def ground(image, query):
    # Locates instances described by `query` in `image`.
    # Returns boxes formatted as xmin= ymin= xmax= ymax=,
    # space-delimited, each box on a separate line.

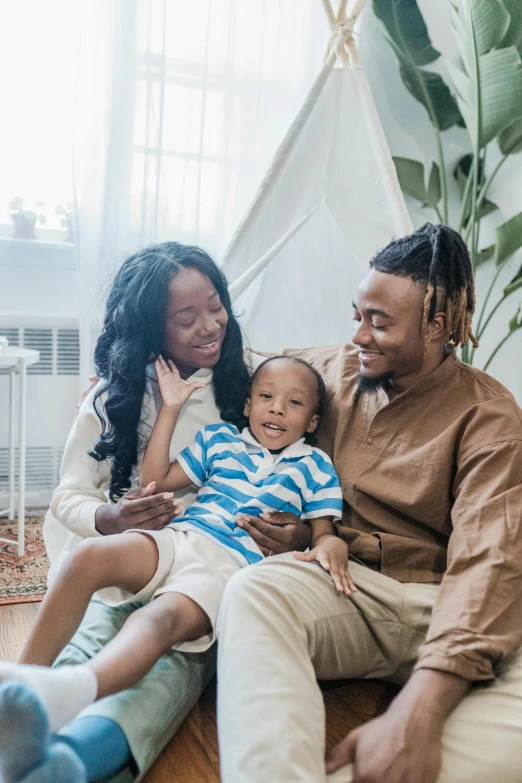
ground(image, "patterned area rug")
xmin=0 ymin=517 xmax=48 ymax=605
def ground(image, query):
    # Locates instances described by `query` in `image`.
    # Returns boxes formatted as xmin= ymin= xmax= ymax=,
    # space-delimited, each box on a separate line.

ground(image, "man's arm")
xmin=327 ymin=669 xmax=469 ymax=782
xmin=415 ymin=434 xmax=522 ymax=681
xmin=329 ymin=406 xmax=522 ymax=781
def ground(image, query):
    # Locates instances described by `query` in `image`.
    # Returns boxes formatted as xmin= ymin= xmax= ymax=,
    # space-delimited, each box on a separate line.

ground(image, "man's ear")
xmin=307 ymin=414 xmax=319 ymax=433
xmin=428 ymin=312 xmax=447 ymax=342
xmin=244 ymin=398 xmax=251 ymax=417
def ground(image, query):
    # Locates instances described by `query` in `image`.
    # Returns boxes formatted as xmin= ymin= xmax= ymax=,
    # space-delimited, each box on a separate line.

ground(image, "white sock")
xmin=0 ymin=662 xmax=98 ymax=732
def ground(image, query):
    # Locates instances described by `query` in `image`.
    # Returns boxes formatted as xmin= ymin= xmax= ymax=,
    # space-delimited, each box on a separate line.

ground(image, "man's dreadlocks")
xmin=369 ymin=223 xmax=478 ymax=349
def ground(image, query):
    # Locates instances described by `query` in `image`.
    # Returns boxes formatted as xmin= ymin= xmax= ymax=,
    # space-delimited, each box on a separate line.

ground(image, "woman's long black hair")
xmin=89 ymin=242 xmax=250 ymax=500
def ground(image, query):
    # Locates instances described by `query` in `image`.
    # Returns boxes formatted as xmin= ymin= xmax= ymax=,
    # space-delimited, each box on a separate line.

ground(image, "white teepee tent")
xmin=221 ymin=0 xmax=412 ymax=351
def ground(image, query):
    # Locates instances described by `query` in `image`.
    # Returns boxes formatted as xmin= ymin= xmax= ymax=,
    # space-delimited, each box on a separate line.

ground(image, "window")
xmin=127 ymin=0 xmax=322 ymax=257
xmin=0 ymin=2 xmax=81 ymax=242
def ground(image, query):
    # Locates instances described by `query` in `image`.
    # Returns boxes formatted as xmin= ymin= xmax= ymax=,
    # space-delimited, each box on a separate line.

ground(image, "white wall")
xmin=358 ymin=0 xmax=522 ymax=403
xmin=0 ymin=237 xmax=78 ymax=318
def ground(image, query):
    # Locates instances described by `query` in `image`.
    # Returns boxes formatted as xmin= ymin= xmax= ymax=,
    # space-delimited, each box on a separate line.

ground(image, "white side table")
xmin=0 ymin=347 xmax=40 ymax=555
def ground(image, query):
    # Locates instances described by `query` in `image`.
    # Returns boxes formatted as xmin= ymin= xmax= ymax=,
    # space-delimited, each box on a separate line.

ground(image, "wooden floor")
xmin=0 ymin=602 xmax=397 ymax=783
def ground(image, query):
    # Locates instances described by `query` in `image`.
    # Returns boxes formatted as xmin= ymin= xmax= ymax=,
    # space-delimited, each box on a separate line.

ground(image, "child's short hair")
xmin=248 ymin=355 xmax=326 ymax=446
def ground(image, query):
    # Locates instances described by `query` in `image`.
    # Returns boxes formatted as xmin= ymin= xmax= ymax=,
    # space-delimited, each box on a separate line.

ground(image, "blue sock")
xmin=58 ymin=716 xmax=133 ymax=782
xmin=0 ymin=680 xmax=49 ymax=782
xmin=0 ymin=681 xmax=85 ymax=783
xmin=20 ymin=745 xmax=86 ymax=783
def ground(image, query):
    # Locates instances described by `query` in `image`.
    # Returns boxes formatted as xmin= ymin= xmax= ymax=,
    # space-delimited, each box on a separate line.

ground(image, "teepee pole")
xmin=322 ymin=0 xmax=367 ymax=67
xmin=323 ymin=0 xmax=350 ymax=66
xmin=221 ymin=64 xmax=331 ymax=269
xmin=337 ymin=0 xmax=349 ymax=18
xmin=320 ymin=0 xmax=336 ymax=25
xmin=335 ymin=0 xmax=350 ymax=66
xmin=344 ymin=0 xmax=366 ymax=66
xmin=229 ymin=206 xmax=320 ymax=302
xmin=321 ymin=0 xmax=338 ymax=63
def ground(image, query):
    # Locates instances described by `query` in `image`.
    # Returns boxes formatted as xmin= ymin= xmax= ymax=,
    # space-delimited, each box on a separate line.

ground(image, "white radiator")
xmin=0 ymin=314 xmax=80 ymax=508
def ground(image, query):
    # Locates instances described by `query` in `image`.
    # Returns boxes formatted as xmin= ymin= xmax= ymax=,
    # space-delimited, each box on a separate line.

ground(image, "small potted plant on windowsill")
xmin=54 ymin=202 xmax=74 ymax=242
xmin=8 ymin=197 xmax=47 ymax=240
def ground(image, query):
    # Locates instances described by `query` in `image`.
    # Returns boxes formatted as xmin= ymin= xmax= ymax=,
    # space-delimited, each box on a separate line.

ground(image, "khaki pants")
xmin=216 ymin=555 xmax=522 ymax=783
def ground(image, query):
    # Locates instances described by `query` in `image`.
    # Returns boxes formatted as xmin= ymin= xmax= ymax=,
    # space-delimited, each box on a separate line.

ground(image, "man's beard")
xmin=357 ymin=371 xmax=394 ymax=394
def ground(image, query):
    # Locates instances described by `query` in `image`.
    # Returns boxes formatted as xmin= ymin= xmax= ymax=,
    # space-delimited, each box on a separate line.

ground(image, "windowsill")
xmin=0 ymin=235 xmax=74 ymax=250
xmin=0 ymin=234 xmax=77 ymax=270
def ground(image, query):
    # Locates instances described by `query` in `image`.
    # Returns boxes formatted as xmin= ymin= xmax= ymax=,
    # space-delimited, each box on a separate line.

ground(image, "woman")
xmin=0 ymin=242 xmax=311 ymax=783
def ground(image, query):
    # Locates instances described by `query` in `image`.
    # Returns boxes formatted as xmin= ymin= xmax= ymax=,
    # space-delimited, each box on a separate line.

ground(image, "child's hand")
xmin=293 ymin=537 xmax=357 ymax=595
xmin=155 ymin=356 xmax=207 ymax=409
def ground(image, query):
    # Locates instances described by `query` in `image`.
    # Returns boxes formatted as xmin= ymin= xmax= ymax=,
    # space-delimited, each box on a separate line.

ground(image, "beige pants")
xmin=216 ymin=554 xmax=522 ymax=783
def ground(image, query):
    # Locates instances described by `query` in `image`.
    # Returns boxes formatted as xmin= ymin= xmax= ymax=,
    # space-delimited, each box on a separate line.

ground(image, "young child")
xmin=0 ymin=356 xmax=354 ymax=734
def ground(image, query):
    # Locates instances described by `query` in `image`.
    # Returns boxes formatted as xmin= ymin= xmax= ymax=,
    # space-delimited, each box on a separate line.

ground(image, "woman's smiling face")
xmin=164 ymin=267 xmax=229 ymax=378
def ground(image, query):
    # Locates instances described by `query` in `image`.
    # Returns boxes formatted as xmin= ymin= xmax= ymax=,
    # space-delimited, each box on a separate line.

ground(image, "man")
xmin=216 ymin=223 xmax=522 ymax=783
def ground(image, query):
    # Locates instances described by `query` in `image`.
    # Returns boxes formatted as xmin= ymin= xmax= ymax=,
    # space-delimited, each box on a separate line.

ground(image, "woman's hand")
xmin=293 ymin=537 xmax=356 ymax=595
xmin=236 ymin=511 xmax=312 ymax=555
xmin=73 ymin=375 xmax=99 ymax=423
xmin=95 ymin=481 xmax=184 ymax=535
xmin=155 ymin=356 xmax=206 ymax=409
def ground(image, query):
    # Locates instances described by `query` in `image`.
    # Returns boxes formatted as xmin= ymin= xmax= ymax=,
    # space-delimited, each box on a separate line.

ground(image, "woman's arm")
xmin=51 ymin=381 xmax=114 ymax=538
xmin=51 ymin=381 xmax=182 ymax=539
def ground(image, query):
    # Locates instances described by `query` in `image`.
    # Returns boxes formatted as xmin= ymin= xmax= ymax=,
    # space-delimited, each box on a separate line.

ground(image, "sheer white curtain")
xmin=73 ymin=0 xmax=328 ymax=380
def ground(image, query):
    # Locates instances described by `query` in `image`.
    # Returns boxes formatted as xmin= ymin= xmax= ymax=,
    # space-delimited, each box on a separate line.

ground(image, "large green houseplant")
xmin=372 ymin=0 xmax=522 ymax=368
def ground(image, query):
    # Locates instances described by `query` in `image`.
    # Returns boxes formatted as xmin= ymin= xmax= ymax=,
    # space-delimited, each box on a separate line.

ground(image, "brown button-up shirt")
xmin=285 ymin=344 xmax=522 ymax=682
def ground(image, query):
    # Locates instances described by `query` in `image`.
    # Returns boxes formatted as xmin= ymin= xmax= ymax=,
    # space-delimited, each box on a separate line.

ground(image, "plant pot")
xmin=11 ymin=213 xmax=37 ymax=240
xmin=62 ymin=216 xmax=74 ymax=243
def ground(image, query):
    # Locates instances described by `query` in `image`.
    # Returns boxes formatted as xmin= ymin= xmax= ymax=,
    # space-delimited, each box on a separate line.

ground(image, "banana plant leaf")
xmin=453 ymin=154 xmax=498 ymax=224
xmin=504 ymin=264 xmax=522 ymax=296
xmin=393 ymin=157 xmax=441 ymax=209
xmin=476 ymin=244 xmax=495 ymax=267
xmin=393 ymin=46 xmax=462 ymax=131
xmin=427 ymin=161 xmax=441 ymax=205
xmin=498 ymin=118 xmax=522 ymax=155
xmin=471 ymin=0 xmax=510 ymax=55
xmin=372 ymin=0 xmax=439 ymax=65
xmin=507 ymin=304 xmax=522 ymax=333
xmin=372 ymin=0 xmax=462 ymax=131
xmin=448 ymin=0 xmax=522 ymax=149
xmin=494 ymin=211 xmax=522 ymax=267
xmin=501 ymin=0 xmax=522 ymax=55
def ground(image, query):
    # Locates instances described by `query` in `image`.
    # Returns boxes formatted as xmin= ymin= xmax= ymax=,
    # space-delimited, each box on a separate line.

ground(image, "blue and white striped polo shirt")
xmin=171 ymin=422 xmax=343 ymax=567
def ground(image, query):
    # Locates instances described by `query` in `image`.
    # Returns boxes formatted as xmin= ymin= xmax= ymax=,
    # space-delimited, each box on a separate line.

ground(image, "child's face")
xmin=244 ymin=359 xmax=319 ymax=450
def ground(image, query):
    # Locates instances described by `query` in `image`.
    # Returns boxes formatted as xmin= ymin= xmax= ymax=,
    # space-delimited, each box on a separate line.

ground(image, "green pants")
xmin=54 ymin=596 xmax=216 ymax=781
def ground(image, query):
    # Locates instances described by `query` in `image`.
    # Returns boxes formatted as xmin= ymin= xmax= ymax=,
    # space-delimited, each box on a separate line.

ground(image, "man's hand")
xmin=95 ymin=481 xmax=184 ymax=535
xmin=236 ymin=511 xmax=312 ymax=555
xmin=326 ymin=669 xmax=469 ymax=783
xmin=326 ymin=706 xmax=442 ymax=783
